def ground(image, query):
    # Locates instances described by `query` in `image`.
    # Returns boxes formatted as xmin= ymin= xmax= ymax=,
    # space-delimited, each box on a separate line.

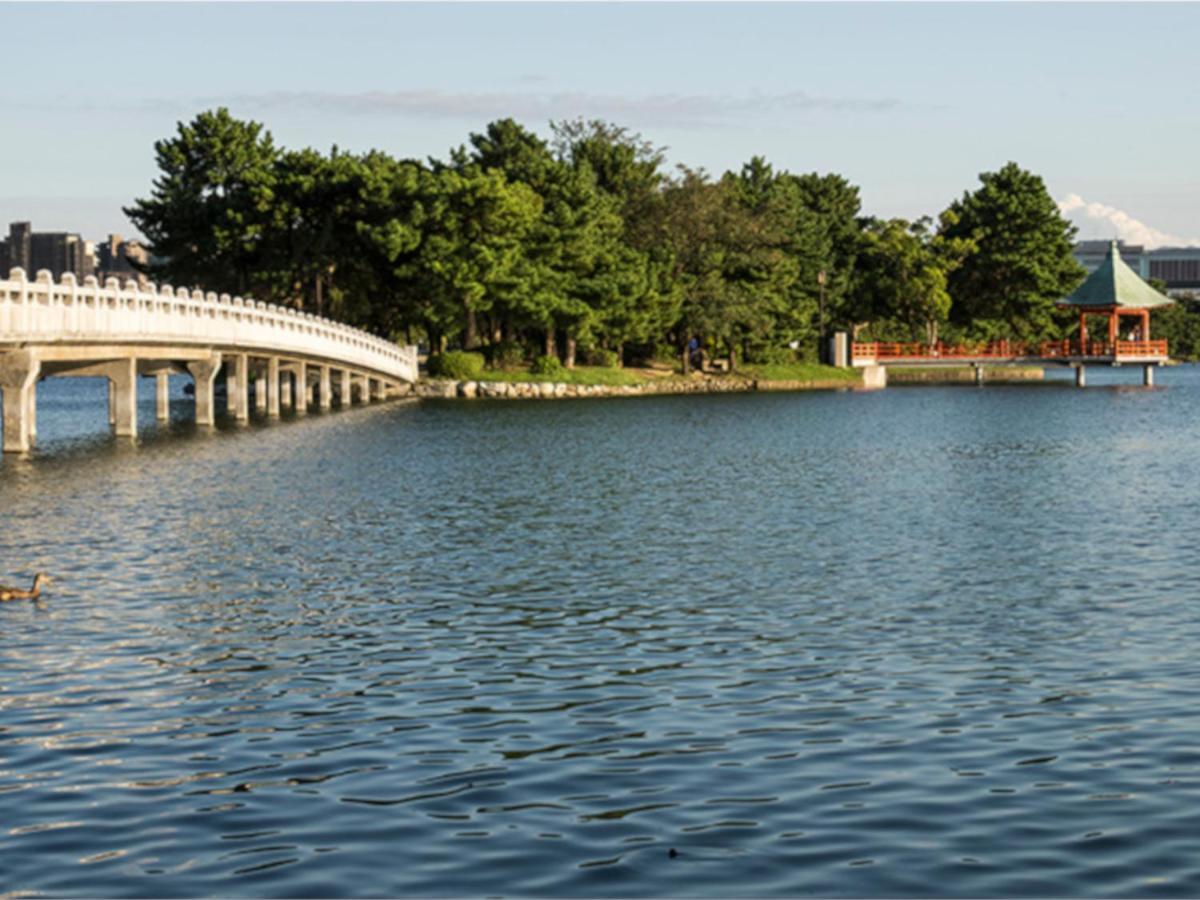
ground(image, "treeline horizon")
xmin=124 ymin=108 xmax=1200 ymax=367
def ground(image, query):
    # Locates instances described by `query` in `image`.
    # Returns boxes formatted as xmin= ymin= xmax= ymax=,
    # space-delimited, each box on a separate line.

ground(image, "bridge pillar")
xmin=372 ymin=378 xmax=386 ymax=401
xmin=225 ymin=363 xmax=238 ymax=416
xmin=340 ymin=369 xmax=352 ymax=407
xmin=294 ymin=362 xmax=308 ymax=415
xmin=860 ymin=365 xmax=887 ymax=390
xmin=26 ymin=381 xmax=36 ymax=443
xmin=0 ymin=350 xmax=40 ymax=453
xmin=186 ymin=355 xmax=222 ymax=426
xmin=319 ymin=365 xmax=332 ymax=410
xmin=233 ymin=353 xmax=250 ymax=423
xmin=358 ymin=374 xmax=371 ymax=403
xmin=156 ymin=372 xmax=170 ymax=421
xmin=1075 ymin=365 xmax=1087 ymax=388
xmin=254 ymin=366 xmax=268 ymax=414
xmin=107 ymin=358 xmax=138 ymax=437
xmin=1144 ymin=364 xmax=1155 ymax=387
xmin=267 ymin=358 xmax=280 ymax=418
xmin=280 ymin=369 xmax=292 ymax=410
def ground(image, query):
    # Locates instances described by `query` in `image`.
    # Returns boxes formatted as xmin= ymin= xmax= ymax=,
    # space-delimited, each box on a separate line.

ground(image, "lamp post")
xmin=817 ymin=270 xmax=827 ymax=363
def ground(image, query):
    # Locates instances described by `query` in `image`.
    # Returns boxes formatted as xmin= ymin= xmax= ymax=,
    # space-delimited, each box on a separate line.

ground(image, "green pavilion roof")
xmin=1060 ymin=241 xmax=1174 ymax=309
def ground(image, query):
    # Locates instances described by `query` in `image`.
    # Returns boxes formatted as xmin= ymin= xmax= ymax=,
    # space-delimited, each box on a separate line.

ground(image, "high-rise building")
xmin=6 ymin=222 xmax=32 ymax=273
xmin=1074 ymin=239 xmax=1200 ymax=296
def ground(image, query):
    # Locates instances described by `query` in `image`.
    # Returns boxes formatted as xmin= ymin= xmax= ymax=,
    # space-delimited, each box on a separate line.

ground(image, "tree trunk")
xmin=728 ymin=344 xmax=737 ymax=372
xmin=615 ymin=342 xmax=624 ymax=368
xmin=544 ymin=327 xmax=557 ymax=359
xmin=565 ymin=333 xmax=577 ymax=369
xmin=681 ymin=341 xmax=690 ymax=375
xmin=491 ymin=318 xmax=503 ymax=344
xmin=464 ymin=303 xmax=479 ymax=349
xmin=314 ymin=272 xmax=324 ymax=317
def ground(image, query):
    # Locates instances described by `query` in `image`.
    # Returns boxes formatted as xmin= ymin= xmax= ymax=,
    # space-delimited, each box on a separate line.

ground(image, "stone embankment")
xmin=413 ymin=375 xmax=860 ymax=400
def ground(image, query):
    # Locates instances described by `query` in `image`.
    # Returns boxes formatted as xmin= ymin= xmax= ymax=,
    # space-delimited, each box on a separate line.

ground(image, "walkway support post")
xmin=267 ymin=357 xmax=280 ymax=418
xmin=187 ymin=355 xmax=222 ymax=426
xmin=26 ymin=382 xmax=36 ymax=443
xmin=226 ymin=362 xmax=238 ymax=416
xmin=254 ymin=365 xmax=268 ymax=414
xmin=0 ymin=350 xmax=40 ymax=453
xmin=294 ymin=361 xmax=308 ymax=415
xmin=156 ymin=372 xmax=170 ymax=421
xmin=1144 ymin=364 xmax=1155 ymax=387
xmin=1075 ymin=365 xmax=1087 ymax=388
xmin=319 ymin=365 xmax=332 ymax=410
xmin=107 ymin=358 xmax=138 ymax=437
xmin=234 ymin=353 xmax=250 ymax=423
xmin=974 ymin=365 xmax=984 ymax=386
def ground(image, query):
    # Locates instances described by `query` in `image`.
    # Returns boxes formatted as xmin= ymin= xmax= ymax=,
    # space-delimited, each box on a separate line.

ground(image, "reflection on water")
xmin=4 ymin=370 xmax=1200 ymax=896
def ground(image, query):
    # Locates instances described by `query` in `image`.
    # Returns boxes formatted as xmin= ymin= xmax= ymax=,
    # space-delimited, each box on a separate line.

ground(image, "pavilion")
xmin=1059 ymin=239 xmax=1173 ymax=352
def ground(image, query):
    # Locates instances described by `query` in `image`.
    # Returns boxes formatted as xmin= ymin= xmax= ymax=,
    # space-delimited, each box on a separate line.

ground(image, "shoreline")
xmin=408 ymin=364 xmax=1048 ymax=400
xmin=412 ymin=374 xmax=859 ymax=400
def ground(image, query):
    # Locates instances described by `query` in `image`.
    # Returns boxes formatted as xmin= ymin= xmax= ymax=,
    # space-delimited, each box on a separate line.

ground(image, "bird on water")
xmin=0 ymin=573 xmax=51 ymax=601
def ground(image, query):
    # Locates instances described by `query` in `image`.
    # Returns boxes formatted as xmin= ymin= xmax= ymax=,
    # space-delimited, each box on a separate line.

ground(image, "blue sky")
xmin=4 ymin=2 xmax=1200 ymax=246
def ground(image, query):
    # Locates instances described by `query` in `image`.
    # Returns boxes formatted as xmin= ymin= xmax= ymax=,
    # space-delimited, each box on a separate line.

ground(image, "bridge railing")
xmin=853 ymin=340 xmax=1029 ymax=361
xmin=0 ymin=268 xmax=418 ymax=383
xmin=853 ymin=339 xmax=1169 ymax=363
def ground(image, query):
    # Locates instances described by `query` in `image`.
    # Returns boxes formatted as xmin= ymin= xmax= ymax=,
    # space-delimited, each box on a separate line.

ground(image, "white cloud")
xmin=1058 ymin=193 xmax=1200 ymax=249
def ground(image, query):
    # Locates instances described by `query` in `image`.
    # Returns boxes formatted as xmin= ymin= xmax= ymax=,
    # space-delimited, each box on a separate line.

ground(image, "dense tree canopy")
xmin=939 ymin=161 xmax=1086 ymax=341
xmin=127 ymin=111 xmax=1097 ymax=368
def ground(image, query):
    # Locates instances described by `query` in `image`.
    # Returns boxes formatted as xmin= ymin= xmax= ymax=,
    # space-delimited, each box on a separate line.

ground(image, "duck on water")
xmin=0 ymin=574 xmax=51 ymax=601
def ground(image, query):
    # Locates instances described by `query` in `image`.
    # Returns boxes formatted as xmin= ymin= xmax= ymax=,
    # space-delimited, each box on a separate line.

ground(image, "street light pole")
xmin=817 ymin=270 xmax=827 ymax=363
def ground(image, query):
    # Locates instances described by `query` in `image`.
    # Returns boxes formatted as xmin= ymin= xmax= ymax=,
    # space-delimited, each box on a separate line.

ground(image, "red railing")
xmin=1116 ymin=340 xmax=1168 ymax=357
xmin=853 ymin=339 xmax=1169 ymax=363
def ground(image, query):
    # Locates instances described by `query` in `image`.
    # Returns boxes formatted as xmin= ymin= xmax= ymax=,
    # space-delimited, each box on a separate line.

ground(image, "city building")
xmin=0 ymin=221 xmax=96 ymax=280
xmin=1074 ymin=239 xmax=1200 ymax=297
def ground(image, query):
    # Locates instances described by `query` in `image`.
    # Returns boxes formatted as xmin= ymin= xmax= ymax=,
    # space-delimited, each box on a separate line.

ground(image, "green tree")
xmin=550 ymin=118 xmax=675 ymax=364
xmin=853 ymin=217 xmax=959 ymax=344
xmin=939 ymin=161 xmax=1086 ymax=340
xmin=125 ymin=108 xmax=279 ymax=297
xmin=785 ymin=172 xmax=863 ymax=337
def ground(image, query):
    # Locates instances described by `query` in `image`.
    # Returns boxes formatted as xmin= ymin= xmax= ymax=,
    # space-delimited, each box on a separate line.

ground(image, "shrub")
xmin=585 ymin=347 xmax=621 ymax=368
xmin=484 ymin=341 xmax=527 ymax=370
xmin=427 ymin=350 xmax=485 ymax=380
xmin=530 ymin=354 xmax=565 ymax=378
xmin=751 ymin=345 xmax=796 ymax=366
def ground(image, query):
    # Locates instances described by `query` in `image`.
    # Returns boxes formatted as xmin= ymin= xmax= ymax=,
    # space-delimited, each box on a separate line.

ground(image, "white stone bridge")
xmin=0 ymin=268 xmax=419 ymax=452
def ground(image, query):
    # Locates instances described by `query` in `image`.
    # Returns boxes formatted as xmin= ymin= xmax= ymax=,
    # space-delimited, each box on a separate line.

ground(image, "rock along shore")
xmin=412 ymin=375 xmax=860 ymax=400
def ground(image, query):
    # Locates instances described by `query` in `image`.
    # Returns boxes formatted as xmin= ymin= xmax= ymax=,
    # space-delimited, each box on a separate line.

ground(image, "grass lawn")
xmin=472 ymin=366 xmax=646 ymax=387
xmin=455 ymin=361 xmax=861 ymax=388
xmin=734 ymin=362 xmax=863 ymax=383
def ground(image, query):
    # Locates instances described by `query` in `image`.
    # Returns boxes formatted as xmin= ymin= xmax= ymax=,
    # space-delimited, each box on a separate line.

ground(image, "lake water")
xmin=4 ymin=368 xmax=1200 ymax=897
